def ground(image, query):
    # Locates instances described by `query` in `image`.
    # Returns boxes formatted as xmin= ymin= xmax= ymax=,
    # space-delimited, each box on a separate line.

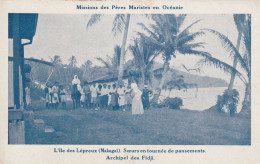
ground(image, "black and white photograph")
xmin=8 ymin=13 xmax=251 ymax=145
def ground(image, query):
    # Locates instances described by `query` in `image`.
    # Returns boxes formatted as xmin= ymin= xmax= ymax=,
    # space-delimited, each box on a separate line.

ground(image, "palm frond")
xmin=178 ymin=19 xmax=202 ymax=39
xmin=112 ymin=14 xmax=126 ymax=36
xmin=177 ymin=42 xmax=206 ymax=52
xmin=197 ymin=54 xmax=247 ymax=84
xmin=87 ymin=14 xmax=102 ymax=28
xmin=177 ymin=31 xmax=205 ymax=46
xmin=137 ymin=22 xmax=160 ymax=41
xmin=95 ymin=57 xmax=111 ymax=70
xmin=203 ymin=28 xmax=249 ymax=74
xmin=176 ymin=14 xmax=187 ymax=28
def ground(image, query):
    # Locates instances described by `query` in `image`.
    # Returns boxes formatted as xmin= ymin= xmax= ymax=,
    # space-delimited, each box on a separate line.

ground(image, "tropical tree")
xmin=137 ymin=14 xmax=206 ymax=89
xmin=201 ymin=14 xmax=251 ymax=112
xmin=95 ymin=45 xmax=121 ymax=77
xmin=69 ymin=55 xmax=77 ymax=67
xmin=81 ymin=60 xmax=94 ymax=82
xmin=50 ymin=55 xmax=62 ymax=65
xmin=129 ymin=37 xmax=160 ymax=88
xmin=87 ymin=14 xmax=131 ymax=85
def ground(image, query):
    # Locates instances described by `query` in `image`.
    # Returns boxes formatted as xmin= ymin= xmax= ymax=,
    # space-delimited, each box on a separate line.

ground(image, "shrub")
xmin=162 ymin=97 xmax=183 ymax=110
xmin=216 ymin=89 xmax=239 ymax=116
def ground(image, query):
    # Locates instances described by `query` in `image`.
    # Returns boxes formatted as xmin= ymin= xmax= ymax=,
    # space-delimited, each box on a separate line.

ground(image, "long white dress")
xmin=117 ymin=88 xmax=126 ymax=106
xmin=25 ymin=87 xmax=31 ymax=106
xmin=131 ymin=84 xmax=144 ymax=115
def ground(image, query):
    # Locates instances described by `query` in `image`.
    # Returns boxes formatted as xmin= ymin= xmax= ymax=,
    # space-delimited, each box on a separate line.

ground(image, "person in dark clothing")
xmin=142 ymin=85 xmax=152 ymax=110
xmin=83 ymin=81 xmax=91 ymax=109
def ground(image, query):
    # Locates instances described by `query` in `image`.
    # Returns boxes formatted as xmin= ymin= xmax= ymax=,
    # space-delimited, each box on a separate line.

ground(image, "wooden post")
xmin=20 ymin=45 xmax=26 ymax=106
xmin=13 ymin=14 xmax=21 ymax=109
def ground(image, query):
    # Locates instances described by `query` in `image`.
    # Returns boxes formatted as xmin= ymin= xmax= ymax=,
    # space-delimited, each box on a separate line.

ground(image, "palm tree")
xmin=95 ymin=45 xmax=121 ymax=77
xmin=228 ymin=15 xmax=243 ymax=91
xmin=81 ymin=60 xmax=93 ymax=82
xmin=69 ymin=55 xmax=77 ymax=67
xmin=137 ymin=14 xmax=206 ymax=89
xmin=51 ymin=55 xmax=62 ymax=65
xmin=201 ymin=14 xmax=251 ymax=111
xmin=129 ymin=37 xmax=160 ymax=88
xmin=87 ymin=14 xmax=131 ymax=85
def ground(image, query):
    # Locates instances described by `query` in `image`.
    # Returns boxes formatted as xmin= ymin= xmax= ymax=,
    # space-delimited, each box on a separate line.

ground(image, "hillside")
xmin=175 ymin=69 xmax=228 ymax=88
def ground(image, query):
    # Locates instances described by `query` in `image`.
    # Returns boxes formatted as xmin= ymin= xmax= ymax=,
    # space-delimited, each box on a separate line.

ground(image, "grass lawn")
xmin=27 ymin=101 xmax=250 ymax=145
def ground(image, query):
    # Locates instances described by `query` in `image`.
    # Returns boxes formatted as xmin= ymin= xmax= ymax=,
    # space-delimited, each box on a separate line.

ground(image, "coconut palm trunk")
xmin=228 ymin=30 xmax=242 ymax=90
xmin=140 ymin=65 xmax=145 ymax=88
xmin=117 ymin=14 xmax=131 ymax=84
xmin=159 ymin=61 xmax=170 ymax=89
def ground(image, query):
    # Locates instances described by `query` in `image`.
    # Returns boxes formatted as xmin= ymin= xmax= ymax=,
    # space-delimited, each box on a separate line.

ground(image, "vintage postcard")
xmin=0 ymin=0 xmax=260 ymax=163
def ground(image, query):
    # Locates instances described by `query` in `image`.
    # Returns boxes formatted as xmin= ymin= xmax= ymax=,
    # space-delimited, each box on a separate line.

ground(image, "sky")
xmin=9 ymin=14 xmax=247 ymax=86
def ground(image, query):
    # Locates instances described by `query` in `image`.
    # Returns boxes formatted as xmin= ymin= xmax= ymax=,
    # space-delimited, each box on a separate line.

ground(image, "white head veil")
xmin=72 ymin=75 xmax=81 ymax=85
xmin=131 ymin=83 xmax=142 ymax=99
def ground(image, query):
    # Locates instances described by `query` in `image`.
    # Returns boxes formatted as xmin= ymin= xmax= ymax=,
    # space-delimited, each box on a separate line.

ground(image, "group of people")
xmin=74 ymin=75 xmax=153 ymax=114
xmin=44 ymin=75 xmax=153 ymax=115
xmin=44 ymin=81 xmax=67 ymax=109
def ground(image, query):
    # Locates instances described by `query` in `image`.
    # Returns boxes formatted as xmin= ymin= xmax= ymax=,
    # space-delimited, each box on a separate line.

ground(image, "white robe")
xmin=131 ymin=84 xmax=144 ymax=115
xmin=117 ymin=88 xmax=126 ymax=106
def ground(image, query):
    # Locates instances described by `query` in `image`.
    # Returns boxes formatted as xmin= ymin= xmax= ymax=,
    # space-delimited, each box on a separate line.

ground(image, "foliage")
xmin=158 ymin=97 xmax=183 ymax=110
xmin=138 ymin=14 xmax=206 ymax=63
xmin=95 ymin=45 xmax=121 ymax=77
xmin=138 ymin=14 xmax=207 ymax=89
xmin=200 ymin=14 xmax=251 ymax=112
xmin=129 ymin=37 xmax=160 ymax=86
xmin=87 ymin=14 xmax=131 ymax=85
xmin=216 ymin=89 xmax=239 ymax=116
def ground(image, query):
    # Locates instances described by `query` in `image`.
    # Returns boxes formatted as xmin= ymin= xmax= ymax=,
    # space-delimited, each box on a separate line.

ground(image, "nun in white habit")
xmin=131 ymin=83 xmax=144 ymax=115
xmin=72 ymin=75 xmax=81 ymax=85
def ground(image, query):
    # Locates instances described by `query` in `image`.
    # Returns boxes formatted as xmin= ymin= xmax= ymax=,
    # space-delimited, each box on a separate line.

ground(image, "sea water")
xmin=160 ymin=86 xmax=245 ymax=112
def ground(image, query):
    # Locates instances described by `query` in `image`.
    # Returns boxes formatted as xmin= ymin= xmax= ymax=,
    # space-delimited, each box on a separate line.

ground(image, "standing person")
xmin=48 ymin=84 xmax=53 ymax=109
xmin=83 ymin=81 xmax=91 ymax=109
xmin=110 ymin=83 xmax=118 ymax=110
xmin=44 ymin=84 xmax=50 ymax=109
xmin=125 ymin=85 xmax=132 ymax=111
xmin=58 ymin=84 xmax=61 ymax=105
xmin=131 ymin=83 xmax=144 ymax=115
xmin=78 ymin=85 xmax=85 ymax=108
xmin=52 ymin=82 xmax=59 ymax=109
xmin=117 ymin=83 xmax=126 ymax=111
xmin=101 ymin=84 xmax=109 ymax=110
xmin=25 ymin=84 xmax=31 ymax=108
xmin=71 ymin=84 xmax=81 ymax=110
xmin=90 ymin=83 xmax=98 ymax=110
xmin=60 ymin=85 xmax=67 ymax=109
xmin=97 ymin=84 xmax=102 ymax=110
xmin=107 ymin=84 xmax=112 ymax=110
xmin=72 ymin=75 xmax=81 ymax=85
xmin=142 ymin=85 xmax=153 ymax=110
